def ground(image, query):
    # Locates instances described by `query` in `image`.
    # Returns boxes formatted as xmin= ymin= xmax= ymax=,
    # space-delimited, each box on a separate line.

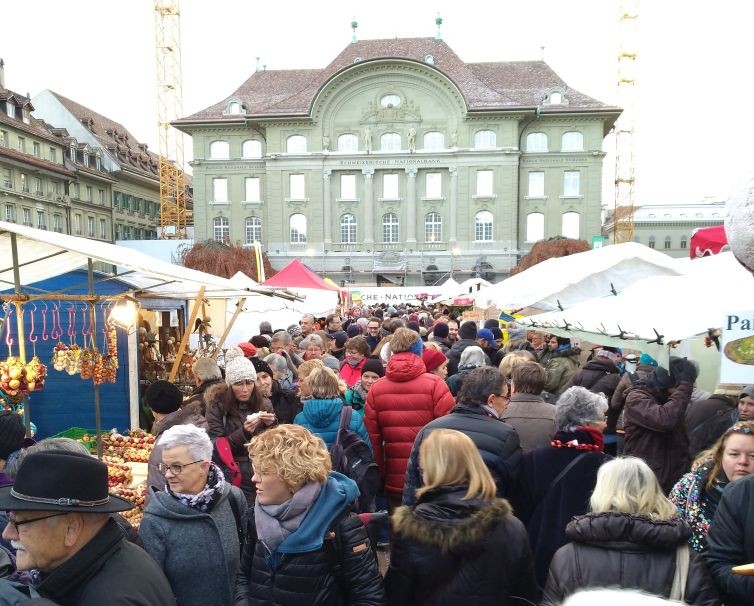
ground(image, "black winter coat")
xmin=623 ymin=380 xmax=693 ymax=493
xmin=402 ymin=404 xmax=521 ymax=506
xmin=685 ymin=394 xmax=737 ymax=458
xmin=543 ymin=512 xmax=720 ymax=606
xmin=512 ymin=436 xmax=611 ymax=586
xmin=37 ymin=518 xmax=175 ymax=606
xmin=234 ymin=511 xmax=385 ymax=606
xmin=704 ymin=473 xmax=754 ymax=606
xmin=269 ymin=381 xmax=302 ymax=424
xmin=386 ymin=486 xmax=538 ymax=606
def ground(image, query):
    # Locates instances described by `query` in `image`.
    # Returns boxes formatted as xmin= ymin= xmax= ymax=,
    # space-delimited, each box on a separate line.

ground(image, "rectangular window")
xmin=664 ymin=239 xmax=672 ymax=249
xmin=100 ymin=218 xmax=107 ymax=239
xmin=83 ymin=153 xmax=90 ymax=167
xmin=71 ymin=183 xmax=80 ymax=199
xmin=425 ymin=172 xmax=442 ymax=198
xmin=33 ymin=142 xmax=40 ymax=158
xmin=22 ymin=208 xmax=31 ymax=227
xmin=563 ymin=171 xmax=580 ymax=196
xmin=244 ymin=177 xmax=261 ymax=202
xmin=98 ymin=189 xmax=105 ymax=205
xmin=6 ymin=103 xmax=14 ymax=118
xmin=680 ymin=239 xmax=687 ymax=250
xmin=340 ymin=174 xmax=357 ymax=200
xmin=87 ymin=216 xmax=94 ymax=238
xmin=49 ymin=147 xmax=57 ymax=163
xmin=476 ymin=170 xmax=494 ymax=196
xmin=0 ymin=130 xmax=7 ymax=147
xmin=53 ymin=181 xmax=62 ymax=195
xmin=74 ymin=214 xmax=82 ymax=235
xmin=37 ymin=210 xmax=46 ymax=229
xmin=383 ymin=174 xmax=399 ymax=199
xmin=17 ymin=137 xmax=25 ymax=154
xmin=528 ymin=172 xmax=545 ymax=197
xmin=53 ymin=214 xmax=62 ymax=232
xmin=1 ymin=168 xmax=11 ymax=188
xmin=33 ymin=177 xmax=43 ymax=196
xmin=289 ymin=174 xmax=305 ymax=199
xmin=212 ymin=177 xmax=228 ymax=202
xmin=20 ymin=173 xmax=28 ymax=193
xmin=5 ymin=204 xmax=15 ymax=222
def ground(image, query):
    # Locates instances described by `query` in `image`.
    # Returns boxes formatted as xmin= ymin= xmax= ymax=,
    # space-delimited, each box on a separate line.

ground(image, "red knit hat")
xmin=237 ymin=342 xmax=256 ymax=357
xmin=422 ymin=349 xmax=447 ymax=373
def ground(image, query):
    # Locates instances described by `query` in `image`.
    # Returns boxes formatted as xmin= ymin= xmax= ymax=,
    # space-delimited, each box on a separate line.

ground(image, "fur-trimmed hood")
xmin=393 ymin=488 xmax=512 ymax=553
xmin=204 ymin=381 xmax=230 ymax=413
xmin=551 ymin=345 xmax=582 ymax=360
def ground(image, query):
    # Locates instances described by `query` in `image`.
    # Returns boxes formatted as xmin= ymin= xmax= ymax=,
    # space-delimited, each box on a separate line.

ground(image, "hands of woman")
xmin=260 ymin=412 xmax=276 ymax=426
xmin=243 ymin=412 xmax=276 ymax=434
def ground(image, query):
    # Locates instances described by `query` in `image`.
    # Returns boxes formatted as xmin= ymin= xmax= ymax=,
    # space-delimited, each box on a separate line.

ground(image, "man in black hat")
xmin=0 ymin=451 xmax=175 ymax=605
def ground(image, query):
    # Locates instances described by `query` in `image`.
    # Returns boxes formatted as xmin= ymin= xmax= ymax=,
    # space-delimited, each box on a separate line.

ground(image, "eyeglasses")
xmin=158 ymin=460 xmax=204 ymax=475
xmin=6 ymin=512 xmax=67 ymax=532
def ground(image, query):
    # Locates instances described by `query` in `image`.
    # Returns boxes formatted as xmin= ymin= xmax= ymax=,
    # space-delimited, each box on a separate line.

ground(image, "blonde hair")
xmin=498 ymin=349 xmax=537 ymax=379
xmin=308 ymin=366 xmax=343 ymax=399
xmin=416 ymin=429 xmax=496 ymax=501
xmin=423 ymin=341 xmax=443 ymax=352
xmin=390 ymin=327 xmax=419 ymax=354
xmin=248 ymin=424 xmax=331 ymax=491
xmin=696 ymin=421 xmax=754 ymax=490
xmin=297 ymin=358 xmax=325 ymax=380
xmin=590 ymin=457 xmax=677 ymax=520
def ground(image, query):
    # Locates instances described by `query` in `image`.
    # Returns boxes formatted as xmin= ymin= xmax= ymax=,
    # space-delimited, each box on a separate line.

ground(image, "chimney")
xmin=0 ymin=59 xmax=5 ymax=89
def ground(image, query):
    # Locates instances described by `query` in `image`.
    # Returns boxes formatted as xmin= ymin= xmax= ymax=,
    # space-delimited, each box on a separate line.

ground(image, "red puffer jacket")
xmin=365 ymin=352 xmax=454 ymax=495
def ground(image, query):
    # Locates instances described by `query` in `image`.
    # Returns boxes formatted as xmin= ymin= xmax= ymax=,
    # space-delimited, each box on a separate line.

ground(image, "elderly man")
xmin=0 ymin=450 xmax=175 ymax=605
xmin=299 ymin=313 xmax=316 ymax=337
xmin=270 ymin=330 xmax=303 ymax=368
xmin=183 ymin=357 xmax=223 ymax=413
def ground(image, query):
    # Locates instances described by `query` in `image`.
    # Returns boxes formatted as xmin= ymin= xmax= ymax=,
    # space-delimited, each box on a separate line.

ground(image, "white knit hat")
xmin=224 ymin=346 xmax=257 ymax=385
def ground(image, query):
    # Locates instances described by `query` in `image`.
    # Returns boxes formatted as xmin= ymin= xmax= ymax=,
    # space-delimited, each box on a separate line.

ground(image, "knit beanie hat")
xmin=432 ymin=322 xmax=449 ymax=338
xmin=361 ymin=357 xmax=385 ymax=378
xmin=145 ymin=380 xmax=184 ymax=415
xmin=408 ymin=313 xmax=419 ymax=323
xmin=0 ymin=411 xmax=25 ymax=461
xmin=507 ymin=327 xmax=528 ymax=341
xmin=639 ymin=353 xmax=658 ymax=366
xmin=287 ymin=324 xmax=302 ymax=337
xmin=322 ymin=356 xmax=341 ymax=371
xmin=406 ymin=321 xmax=421 ymax=334
xmin=649 ymin=366 xmax=674 ymax=390
xmin=408 ymin=337 xmax=424 ymax=357
xmin=250 ymin=357 xmax=273 ymax=377
xmin=422 ymin=349 xmax=447 ymax=373
xmin=373 ymin=308 xmax=384 ymax=319
xmin=331 ymin=331 xmax=349 ymax=349
xmin=741 ymin=385 xmax=754 ymax=400
xmin=484 ymin=319 xmax=500 ymax=329
xmin=225 ymin=347 xmax=257 ymax=385
xmin=237 ymin=342 xmax=256 ymax=358
xmin=459 ymin=321 xmax=478 ymax=340
xmin=488 ymin=327 xmax=503 ymax=341
xmin=346 ymin=324 xmax=362 ymax=337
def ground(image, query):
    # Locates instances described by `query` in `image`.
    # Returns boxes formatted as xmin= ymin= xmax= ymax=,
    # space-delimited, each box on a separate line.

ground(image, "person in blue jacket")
xmin=294 ymin=365 xmax=371 ymax=451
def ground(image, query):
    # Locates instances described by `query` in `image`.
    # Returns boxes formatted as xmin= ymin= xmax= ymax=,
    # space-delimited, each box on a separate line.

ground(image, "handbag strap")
xmin=548 ymin=452 xmax=589 ymax=493
xmin=227 ymin=490 xmax=244 ymax=556
xmin=669 ymin=543 xmax=690 ymax=601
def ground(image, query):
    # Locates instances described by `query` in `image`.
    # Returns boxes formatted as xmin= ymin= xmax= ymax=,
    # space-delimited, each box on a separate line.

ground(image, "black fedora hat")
xmin=0 ymin=450 xmax=133 ymax=513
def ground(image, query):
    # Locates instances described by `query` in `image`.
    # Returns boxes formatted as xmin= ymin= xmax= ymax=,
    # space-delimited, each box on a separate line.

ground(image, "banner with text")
xmin=720 ymin=310 xmax=754 ymax=383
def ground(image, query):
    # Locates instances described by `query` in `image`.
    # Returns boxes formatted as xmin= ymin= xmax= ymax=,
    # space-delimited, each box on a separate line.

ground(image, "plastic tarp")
xmin=0 ymin=221 xmax=299 ymax=301
xmin=472 ymin=242 xmax=683 ymax=312
xmin=690 ymin=225 xmax=729 ymax=259
xmin=522 ymin=253 xmax=754 ymax=347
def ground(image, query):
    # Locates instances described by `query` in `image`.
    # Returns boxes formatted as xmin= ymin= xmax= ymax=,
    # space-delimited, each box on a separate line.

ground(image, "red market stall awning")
xmin=691 ymin=225 xmax=728 ymax=259
xmin=261 ymin=259 xmax=341 ymax=291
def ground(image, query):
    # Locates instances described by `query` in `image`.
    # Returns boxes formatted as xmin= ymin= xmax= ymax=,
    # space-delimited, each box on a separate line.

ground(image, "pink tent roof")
xmin=690 ymin=225 xmax=728 ymax=259
xmin=262 ymin=259 xmax=341 ymax=291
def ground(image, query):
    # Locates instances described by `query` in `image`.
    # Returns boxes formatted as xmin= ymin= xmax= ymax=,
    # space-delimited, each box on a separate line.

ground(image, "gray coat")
xmin=501 ymin=393 xmax=555 ymax=453
xmin=140 ymin=483 xmax=247 ymax=606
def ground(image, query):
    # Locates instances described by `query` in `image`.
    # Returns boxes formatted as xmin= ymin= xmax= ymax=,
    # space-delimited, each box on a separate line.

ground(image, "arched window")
xmin=213 ymin=216 xmax=229 ymax=242
xmin=526 ymin=212 xmax=545 ymax=242
xmin=337 ymin=134 xmax=358 ymax=152
xmin=548 ymin=91 xmax=563 ymax=104
xmin=648 ymin=235 xmax=656 ymax=249
xmin=474 ymin=211 xmax=493 ymax=242
xmin=561 ymin=131 xmax=584 ymax=152
xmin=561 ymin=212 xmax=580 ymax=239
xmin=380 ymin=132 xmax=401 ymax=151
xmin=290 ymin=214 xmax=307 ymax=243
xmin=227 ymin=101 xmax=242 ymax=114
xmin=424 ymin=212 xmax=442 ymax=243
xmin=382 ymin=213 xmax=399 ymax=243
xmin=209 ymin=140 xmax=229 ymax=159
xmin=664 ymin=236 xmax=672 ymax=249
xmin=422 ymin=131 xmax=444 ymax=150
xmin=526 ymin=132 xmax=548 ymax=152
xmin=474 ymin=130 xmax=496 ymax=149
xmin=242 ymin=140 xmax=262 ymax=158
xmin=245 ymin=217 xmax=262 ymax=244
xmin=286 ymin=135 xmax=307 ymax=154
xmin=340 ymin=214 xmax=357 ymax=244
xmin=680 ymin=236 xmax=688 ymax=250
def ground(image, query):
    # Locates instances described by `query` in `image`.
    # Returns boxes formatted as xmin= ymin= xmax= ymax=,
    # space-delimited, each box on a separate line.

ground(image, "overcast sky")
xmin=2 ymin=0 xmax=751 ymax=205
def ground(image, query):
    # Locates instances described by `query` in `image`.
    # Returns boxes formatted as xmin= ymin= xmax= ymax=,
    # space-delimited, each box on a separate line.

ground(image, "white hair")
xmin=562 ymin=588 xmax=683 ymax=606
xmin=264 ymin=353 xmax=288 ymax=374
xmin=158 ymin=424 xmax=212 ymax=461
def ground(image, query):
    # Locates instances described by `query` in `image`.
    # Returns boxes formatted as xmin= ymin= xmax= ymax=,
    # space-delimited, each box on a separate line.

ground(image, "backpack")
xmin=330 ymin=406 xmax=380 ymax=512
xmin=213 ymin=436 xmax=242 ymax=488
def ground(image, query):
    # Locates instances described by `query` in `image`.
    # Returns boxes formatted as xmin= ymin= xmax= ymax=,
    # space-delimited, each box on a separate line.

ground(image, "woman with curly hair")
xmin=234 ymin=424 xmax=384 ymax=605
xmin=670 ymin=421 xmax=754 ymax=552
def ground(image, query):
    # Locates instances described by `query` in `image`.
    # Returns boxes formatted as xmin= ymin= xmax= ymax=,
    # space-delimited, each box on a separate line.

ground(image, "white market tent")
xmin=471 ymin=242 xmax=683 ymax=312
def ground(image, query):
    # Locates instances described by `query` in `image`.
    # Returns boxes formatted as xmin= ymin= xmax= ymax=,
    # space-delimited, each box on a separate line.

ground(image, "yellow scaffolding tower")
xmin=613 ymin=0 xmax=639 ymax=243
xmin=154 ymin=0 xmax=188 ymax=239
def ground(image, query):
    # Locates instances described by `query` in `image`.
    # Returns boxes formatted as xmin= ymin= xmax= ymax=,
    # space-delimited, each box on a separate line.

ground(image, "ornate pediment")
xmin=361 ymin=98 xmax=422 ymax=125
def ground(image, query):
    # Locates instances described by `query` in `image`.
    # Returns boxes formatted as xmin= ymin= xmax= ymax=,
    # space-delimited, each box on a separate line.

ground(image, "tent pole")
xmin=10 ymin=234 xmax=31 ymax=438
xmin=87 ymin=259 xmax=103 ymax=459
xmin=212 ymin=297 xmax=246 ymax=358
xmin=169 ymin=287 xmax=205 ymax=382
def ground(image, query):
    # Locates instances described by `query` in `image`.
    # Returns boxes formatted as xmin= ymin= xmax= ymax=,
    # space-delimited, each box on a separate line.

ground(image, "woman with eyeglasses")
xmin=141 ymin=423 xmax=248 ymax=606
xmin=206 ymin=347 xmax=275 ymax=505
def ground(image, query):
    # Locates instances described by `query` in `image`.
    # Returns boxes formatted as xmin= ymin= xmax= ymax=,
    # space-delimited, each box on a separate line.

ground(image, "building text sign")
xmin=720 ymin=310 xmax=754 ymax=383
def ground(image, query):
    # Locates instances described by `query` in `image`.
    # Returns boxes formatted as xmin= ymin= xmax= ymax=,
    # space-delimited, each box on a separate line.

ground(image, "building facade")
xmin=603 ymin=200 xmax=726 ymax=258
xmin=176 ymin=38 xmax=620 ymax=285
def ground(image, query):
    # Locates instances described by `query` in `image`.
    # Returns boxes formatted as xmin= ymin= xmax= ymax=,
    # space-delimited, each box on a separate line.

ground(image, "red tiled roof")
xmin=0 ymin=112 xmax=68 ymax=146
xmin=0 ymin=145 xmax=74 ymax=177
xmin=46 ymin=91 xmax=160 ymax=180
xmin=179 ymin=38 xmax=616 ymax=122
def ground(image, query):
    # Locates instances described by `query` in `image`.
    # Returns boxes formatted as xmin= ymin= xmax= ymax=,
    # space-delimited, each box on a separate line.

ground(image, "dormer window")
xmin=83 ymin=152 xmax=90 ymax=167
xmin=225 ymin=100 xmax=243 ymax=115
xmin=424 ymin=55 xmax=435 ymax=64
xmin=22 ymin=108 xmax=30 ymax=125
xmin=549 ymin=92 xmax=562 ymax=104
xmin=70 ymin=143 xmax=77 ymax=160
xmin=6 ymin=102 xmax=15 ymax=119
xmin=95 ymin=156 xmax=102 ymax=170
xmin=544 ymin=88 xmax=568 ymax=105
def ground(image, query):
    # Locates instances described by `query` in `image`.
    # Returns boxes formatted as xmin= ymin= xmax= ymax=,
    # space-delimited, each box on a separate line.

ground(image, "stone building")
xmin=175 ymin=38 xmax=619 ymax=285
xmin=603 ymin=200 xmax=726 ymax=258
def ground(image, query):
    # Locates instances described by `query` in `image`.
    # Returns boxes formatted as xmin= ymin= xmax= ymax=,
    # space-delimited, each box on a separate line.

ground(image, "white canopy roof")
xmin=522 ymin=252 xmax=754 ymax=345
xmin=0 ymin=221 xmax=299 ymax=301
xmin=472 ymin=242 xmax=683 ymax=312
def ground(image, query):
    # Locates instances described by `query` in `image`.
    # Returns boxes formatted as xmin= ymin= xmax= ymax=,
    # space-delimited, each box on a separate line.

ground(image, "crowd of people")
xmin=0 ymin=302 xmax=752 ymax=605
